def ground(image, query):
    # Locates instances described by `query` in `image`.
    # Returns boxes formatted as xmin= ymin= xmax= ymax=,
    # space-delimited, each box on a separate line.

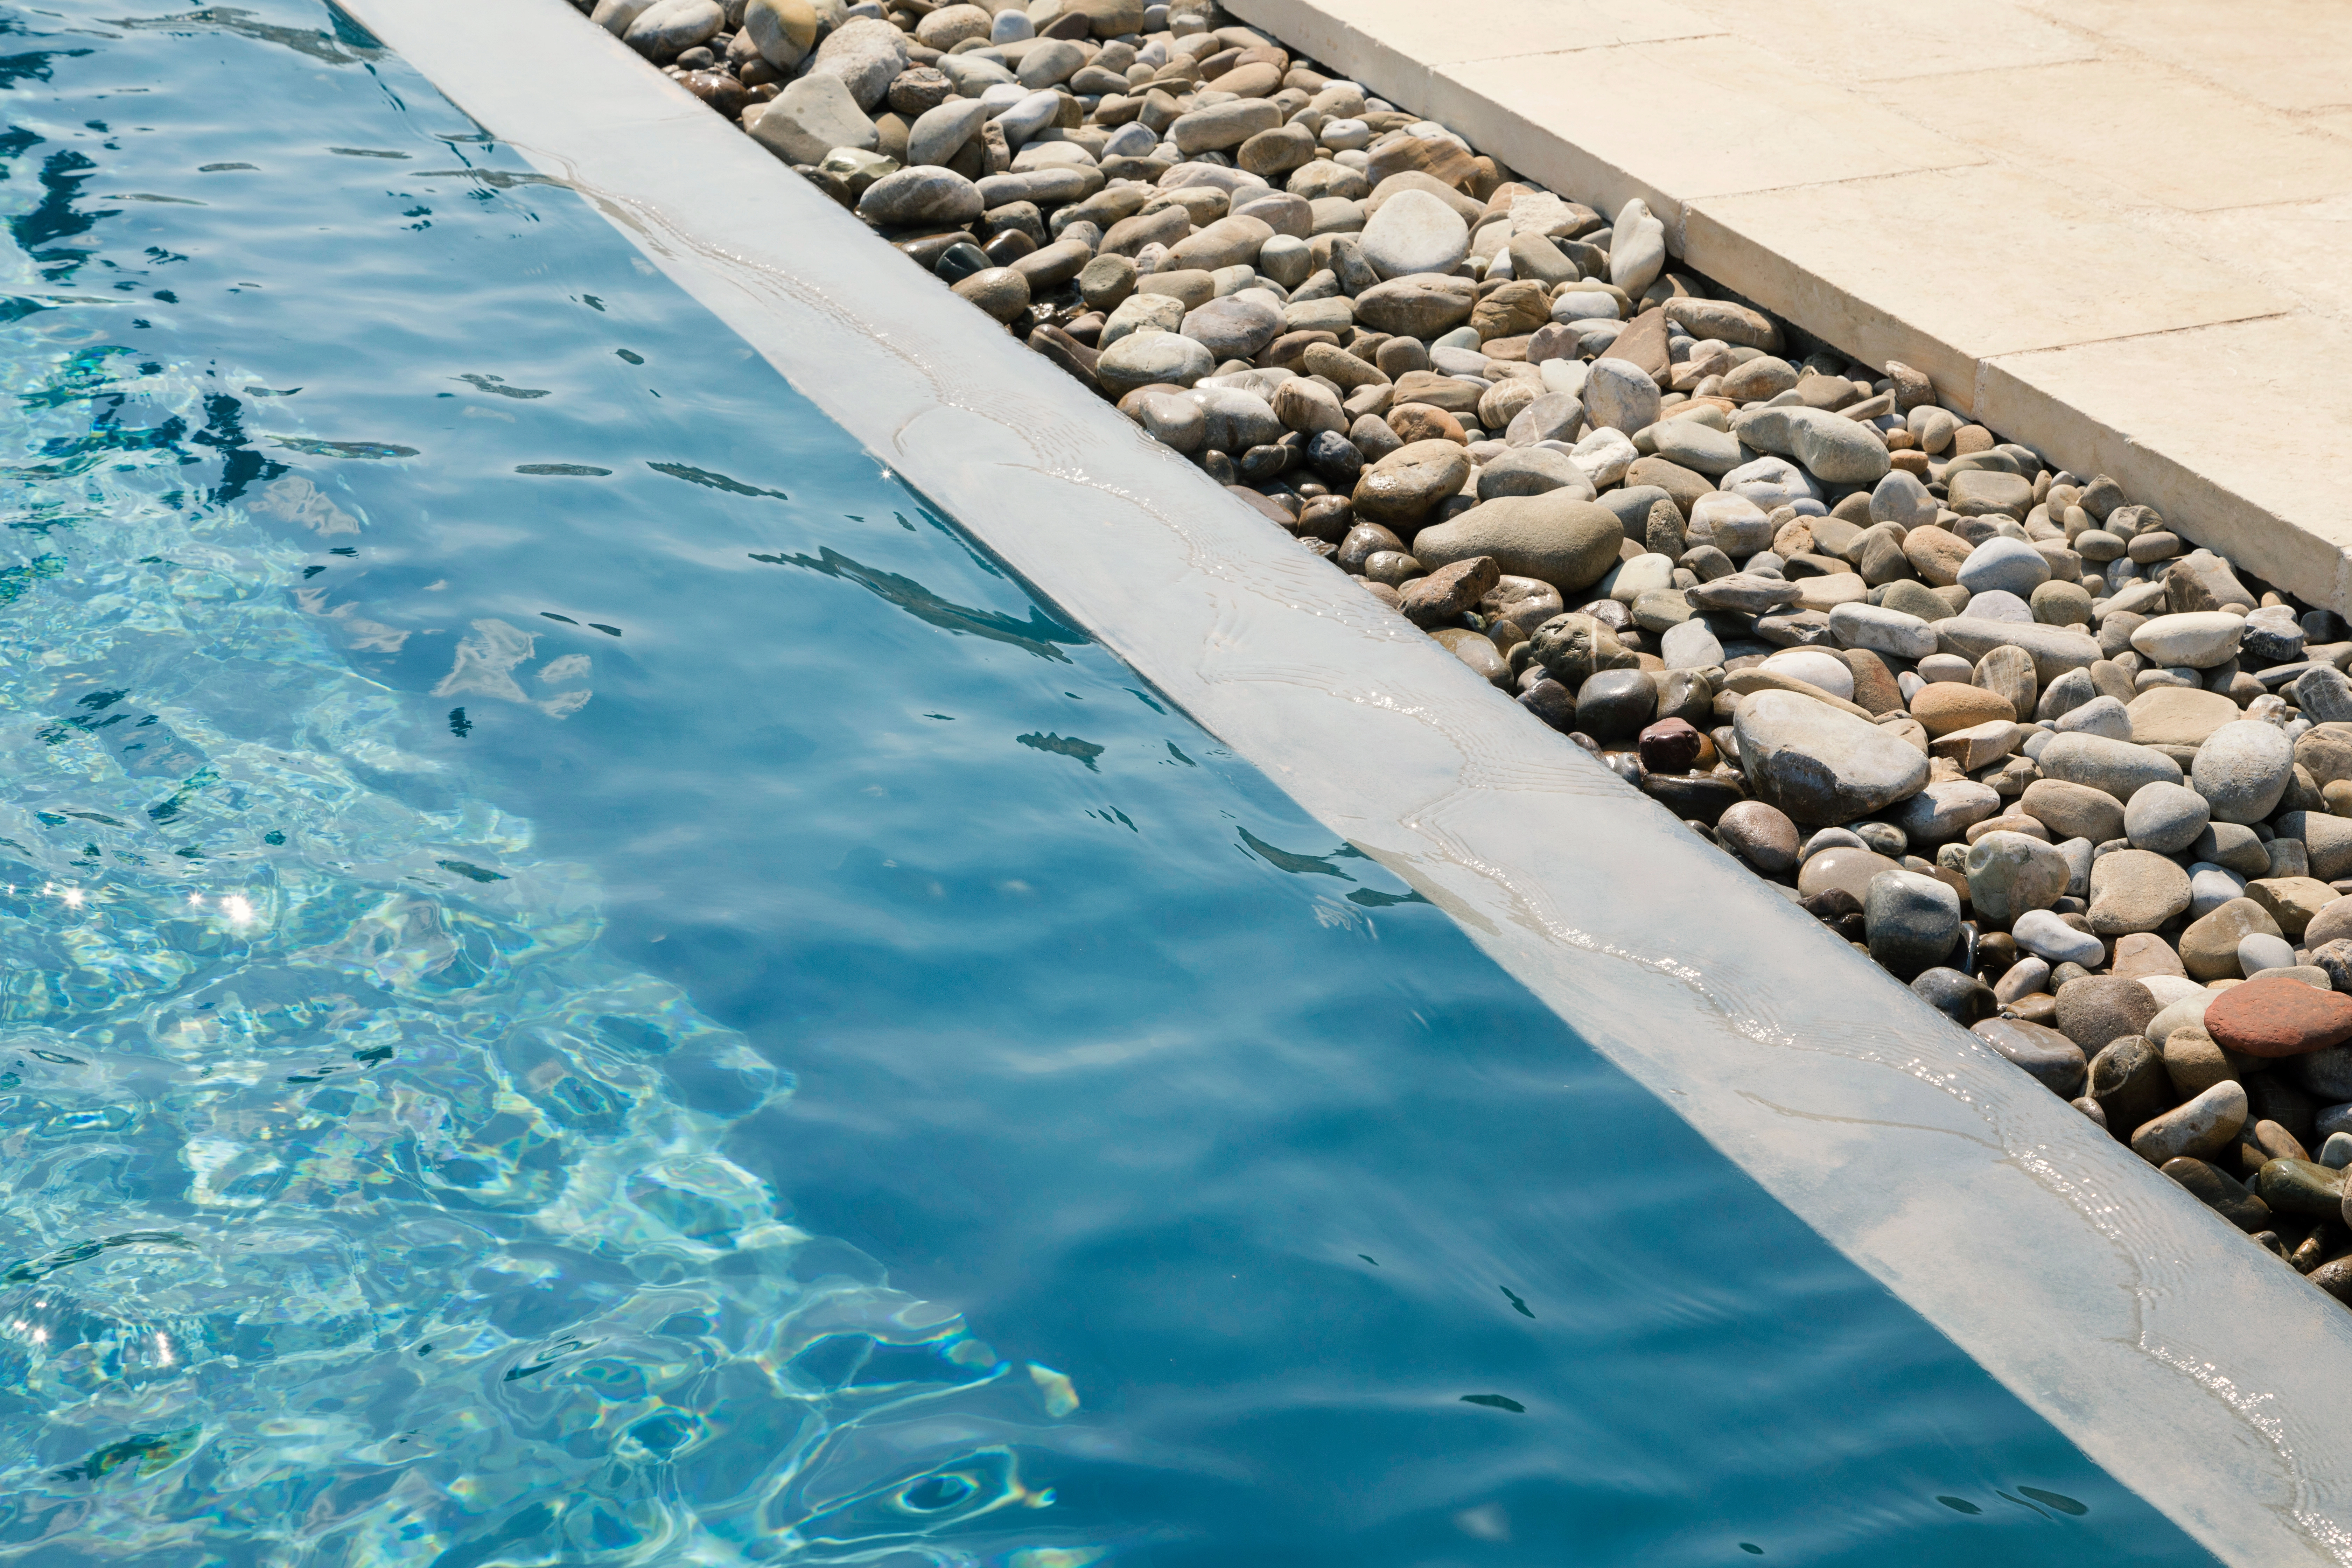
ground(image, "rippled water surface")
xmin=0 ymin=5 xmax=2214 ymax=1564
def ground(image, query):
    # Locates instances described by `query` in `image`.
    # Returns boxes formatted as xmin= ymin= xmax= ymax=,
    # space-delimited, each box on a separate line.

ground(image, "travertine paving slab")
xmin=1669 ymin=0 xmax=2098 ymax=81
xmin=1889 ymin=59 xmax=2352 ymax=212
xmin=2020 ymin=0 xmax=2352 ymax=112
xmin=2141 ymin=197 xmax=2352 ymax=334
xmin=1283 ymin=0 xmax=1721 ymax=66
xmin=1222 ymin=0 xmax=1720 ymax=134
xmin=1685 ymin=165 xmax=2291 ymax=407
xmin=1979 ymin=314 xmax=2352 ymax=612
xmin=1442 ymin=37 xmax=1983 ymax=217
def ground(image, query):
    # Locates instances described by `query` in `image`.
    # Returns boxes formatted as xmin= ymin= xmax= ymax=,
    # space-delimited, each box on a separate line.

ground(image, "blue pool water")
xmin=0 ymin=5 xmax=2213 ymax=1563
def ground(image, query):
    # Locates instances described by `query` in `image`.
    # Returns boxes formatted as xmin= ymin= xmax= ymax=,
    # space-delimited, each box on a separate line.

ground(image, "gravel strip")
xmin=576 ymin=0 xmax=2352 ymax=1299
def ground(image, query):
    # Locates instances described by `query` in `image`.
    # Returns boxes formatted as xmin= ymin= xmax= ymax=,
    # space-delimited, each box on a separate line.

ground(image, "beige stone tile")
xmin=2135 ymin=195 xmax=2352 ymax=332
xmin=1221 ymin=0 xmax=1725 ymax=149
xmin=1682 ymin=164 xmax=2290 ymax=411
xmin=2311 ymin=108 xmax=2352 ymax=142
xmin=1883 ymin=59 xmax=2352 ymax=213
xmin=1979 ymin=314 xmax=2352 ymax=611
xmin=1668 ymin=0 xmax=2098 ymax=80
xmin=2022 ymin=0 xmax=2352 ymax=113
xmin=1317 ymin=0 xmax=1724 ymax=66
xmin=1434 ymin=36 xmax=1982 ymax=227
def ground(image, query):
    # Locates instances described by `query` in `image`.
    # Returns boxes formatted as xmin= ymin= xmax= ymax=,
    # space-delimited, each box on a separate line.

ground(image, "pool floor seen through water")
xmin=0 ymin=4 xmax=2214 ymax=1564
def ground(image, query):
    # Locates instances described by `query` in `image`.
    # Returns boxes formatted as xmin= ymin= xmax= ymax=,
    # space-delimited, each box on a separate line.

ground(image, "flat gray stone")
xmin=1723 ymin=454 xmax=1819 ymax=509
xmin=905 ymin=97 xmax=990 ymax=166
xmin=1412 ymin=492 xmax=1624 ymax=593
xmin=1187 ymin=385 xmax=1282 ymax=452
xmin=1015 ymin=36 xmax=1085 ymax=88
xmin=2240 ymin=931 xmax=2298 ymax=975
xmin=1608 ymin=196 xmax=1666 ymax=298
xmin=1477 ymin=447 xmax=1596 ymax=501
xmin=1947 ymin=468 xmax=2033 ymax=520
xmin=1352 ymin=273 xmax=1477 ymax=338
xmin=623 ymin=0 xmax=722 ymax=56
xmin=2039 ymin=732 xmax=2185 ymax=802
xmin=1829 ymin=602 xmax=1938 ymax=660
xmin=1181 ymin=294 xmax=1284 ymax=359
xmin=1973 ymin=1017 xmax=2088 ymax=1096
xmin=992 ymin=89 xmax=1063 ymax=147
xmin=751 ymin=73 xmax=877 ymax=165
xmin=1094 ymin=331 xmax=1214 ymax=394
xmin=809 ymin=16 xmax=906 ymax=110
xmin=2193 ymin=719 xmax=2295 ymax=824
xmin=1689 ymin=572 xmax=1804 ymax=617
xmin=2133 ymin=611 xmax=2244 ymax=668
xmin=2014 ymin=908 xmax=2104 ymax=967
xmin=1893 ymin=778 xmax=2001 ymax=843
xmin=1506 ymin=392 xmax=1583 ymax=447
xmin=1661 ymin=618 xmax=1724 ymax=670
xmin=1932 ymin=618 xmax=2101 ymax=684
xmin=2124 ymin=780 xmax=2210 ymax=854
xmin=1955 ymin=536 xmax=2050 ymax=598
xmin=1651 ymin=419 xmax=1744 ymax=476
xmin=1731 ymin=404 xmax=1890 ymax=485
xmin=2054 ymin=694 xmax=2132 ymax=739
xmin=855 ymin=164 xmax=982 ymax=227
xmin=1170 ymin=99 xmax=1283 ymax=155
xmin=1585 ymin=357 xmax=1661 ymax=437
xmin=1735 ymin=691 xmax=1931 ymax=826
xmin=1966 ymin=830 xmax=2071 ymax=925
xmin=1870 ymin=469 xmax=1936 ymax=527
xmin=935 ymin=50 xmax=1017 ymax=93
xmin=2089 ymin=848 xmax=2193 ymax=935
xmin=1357 ymin=188 xmax=1468 ymax=281
xmin=1165 ymin=214 xmax=1276 ymax=272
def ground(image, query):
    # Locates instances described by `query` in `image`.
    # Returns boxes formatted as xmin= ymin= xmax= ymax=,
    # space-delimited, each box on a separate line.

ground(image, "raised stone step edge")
xmin=336 ymin=0 xmax=2352 ymax=1558
xmin=1223 ymin=0 xmax=2352 ymax=625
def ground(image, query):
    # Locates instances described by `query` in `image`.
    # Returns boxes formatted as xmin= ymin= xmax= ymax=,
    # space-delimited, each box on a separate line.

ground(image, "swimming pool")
xmin=0 ymin=5 xmax=2211 ymax=1562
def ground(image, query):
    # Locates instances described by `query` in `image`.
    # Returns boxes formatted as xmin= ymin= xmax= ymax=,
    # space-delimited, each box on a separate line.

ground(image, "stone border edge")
xmin=331 ymin=0 xmax=2352 ymax=1559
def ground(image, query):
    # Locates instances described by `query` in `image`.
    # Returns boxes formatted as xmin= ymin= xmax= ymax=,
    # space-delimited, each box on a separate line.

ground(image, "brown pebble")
xmin=1637 ymin=718 xmax=1702 ymax=775
xmin=1386 ymin=402 xmax=1466 ymax=445
xmin=1399 ymin=555 xmax=1499 ymax=626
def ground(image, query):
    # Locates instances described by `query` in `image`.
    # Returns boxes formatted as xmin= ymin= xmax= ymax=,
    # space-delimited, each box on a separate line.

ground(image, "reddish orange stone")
xmin=2204 ymin=976 xmax=2352 ymax=1058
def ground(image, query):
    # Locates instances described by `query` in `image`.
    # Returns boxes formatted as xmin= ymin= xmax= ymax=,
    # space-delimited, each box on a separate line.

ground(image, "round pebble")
xmin=1760 ymin=647 xmax=1854 ymax=700
xmin=2123 ymin=781 xmax=2210 ymax=855
xmin=2013 ymin=908 xmax=2104 ymax=967
xmin=1717 ymin=800 xmax=1800 ymax=873
xmin=2239 ymin=932 xmax=2298 ymax=975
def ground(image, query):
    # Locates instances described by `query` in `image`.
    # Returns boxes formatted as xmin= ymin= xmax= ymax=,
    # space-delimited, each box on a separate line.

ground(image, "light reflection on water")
xmin=0 ymin=4 xmax=2214 ymax=1565
xmin=0 ymin=345 xmax=1081 ymax=1562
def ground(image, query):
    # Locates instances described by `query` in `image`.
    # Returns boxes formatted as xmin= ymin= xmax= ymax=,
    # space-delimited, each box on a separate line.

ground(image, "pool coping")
xmin=335 ymin=1 xmax=2352 ymax=1559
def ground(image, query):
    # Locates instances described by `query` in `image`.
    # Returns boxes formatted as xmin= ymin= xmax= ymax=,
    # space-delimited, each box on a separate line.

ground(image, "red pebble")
xmin=1637 ymin=717 xmax=1702 ymax=775
xmin=2203 ymin=975 xmax=2352 ymax=1058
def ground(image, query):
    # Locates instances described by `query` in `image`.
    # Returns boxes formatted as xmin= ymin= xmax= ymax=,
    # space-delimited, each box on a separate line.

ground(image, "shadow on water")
xmin=0 ymin=2 xmax=2217 ymax=1564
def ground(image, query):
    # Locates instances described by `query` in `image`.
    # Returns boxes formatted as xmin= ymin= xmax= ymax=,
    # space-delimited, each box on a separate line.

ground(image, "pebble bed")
xmin=581 ymin=0 xmax=2352 ymax=1301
